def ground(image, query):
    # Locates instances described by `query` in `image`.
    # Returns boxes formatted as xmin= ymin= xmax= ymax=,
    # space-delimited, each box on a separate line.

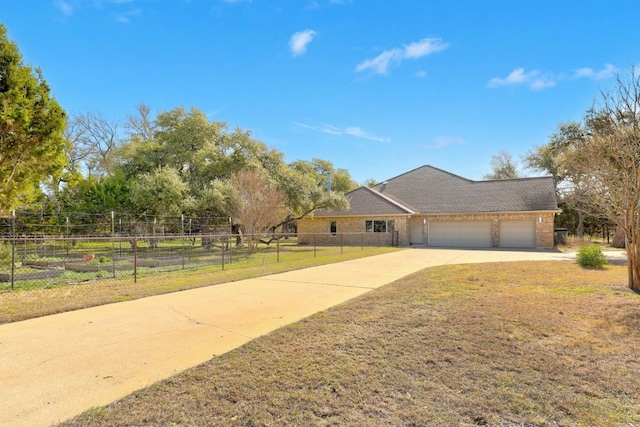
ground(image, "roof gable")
xmin=372 ymin=165 xmax=558 ymax=213
xmin=315 ymin=186 xmax=413 ymax=217
xmin=319 ymin=165 xmax=558 ymax=216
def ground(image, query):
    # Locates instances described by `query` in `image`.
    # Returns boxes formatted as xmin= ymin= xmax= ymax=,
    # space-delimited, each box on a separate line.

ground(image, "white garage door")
xmin=499 ymin=220 xmax=535 ymax=248
xmin=428 ymin=221 xmax=492 ymax=248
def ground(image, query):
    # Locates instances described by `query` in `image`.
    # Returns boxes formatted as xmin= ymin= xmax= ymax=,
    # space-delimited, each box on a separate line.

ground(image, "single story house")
xmin=298 ymin=165 xmax=560 ymax=248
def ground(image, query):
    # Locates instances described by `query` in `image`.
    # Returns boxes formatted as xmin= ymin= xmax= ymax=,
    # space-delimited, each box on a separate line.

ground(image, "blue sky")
xmin=2 ymin=0 xmax=640 ymax=183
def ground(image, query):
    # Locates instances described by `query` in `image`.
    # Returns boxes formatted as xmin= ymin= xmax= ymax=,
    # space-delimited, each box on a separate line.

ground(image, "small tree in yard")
xmin=219 ymin=169 xmax=288 ymax=253
xmin=566 ymin=67 xmax=640 ymax=291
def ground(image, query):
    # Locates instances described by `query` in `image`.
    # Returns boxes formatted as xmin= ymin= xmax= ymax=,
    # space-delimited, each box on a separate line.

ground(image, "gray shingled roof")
xmin=316 ymin=165 xmax=558 ymax=217
xmin=316 ymin=186 xmax=414 ymax=216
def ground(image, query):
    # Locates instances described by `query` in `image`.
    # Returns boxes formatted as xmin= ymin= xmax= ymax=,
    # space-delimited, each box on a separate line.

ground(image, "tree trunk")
xmin=576 ymin=211 xmax=585 ymax=239
xmin=201 ymin=236 xmax=212 ymax=248
xmin=612 ymin=226 xmax=626 ymax=248
xmin=627 ymin=242 xmax=640 ymax=291
xmin=624 ymin=217 xmax=640 ymax=291
xmin=232 ymin=225 xmax=244 ymax=247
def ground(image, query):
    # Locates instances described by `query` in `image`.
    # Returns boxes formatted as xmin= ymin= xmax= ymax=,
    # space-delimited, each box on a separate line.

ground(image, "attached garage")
xmin=499 ymin=220 xmax=535 ymax=248
xmin=300 ymin=166 xmax=560 ymax=248
xmin=428 ymin=221 xmax=492 ymax=248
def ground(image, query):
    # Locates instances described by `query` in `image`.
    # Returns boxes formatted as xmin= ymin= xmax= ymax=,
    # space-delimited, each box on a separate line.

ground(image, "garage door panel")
xmin=428 ymin=221 xmax=492 ymax=248
xmin=499 ymin=220 xmax=535 ymax=248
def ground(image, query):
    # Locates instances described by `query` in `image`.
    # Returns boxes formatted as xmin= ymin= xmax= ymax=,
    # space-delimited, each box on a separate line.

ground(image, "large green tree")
xmin=0 ymin=24 xmax=67 ymax=214
xmin=118 ymin=107 xmax=352 ymax=230
xmin=58 ymin=171 xmax=134 ymax=234
xmin=130 ymin=167 xmax=193 ymax=218
xmin=525 ymin=122 xmax=592 ymax=237
xmin=559 ymin=68 xmax=640 ymax=291
xmin=54 ymin=105 xmax=354 ymax=239
xmin=283 ymin=158 xmax=355 ymax=220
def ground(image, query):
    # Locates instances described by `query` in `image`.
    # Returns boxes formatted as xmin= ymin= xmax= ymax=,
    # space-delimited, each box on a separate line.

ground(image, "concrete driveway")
xmin=0 ymin=248 xmax=577 ymax=427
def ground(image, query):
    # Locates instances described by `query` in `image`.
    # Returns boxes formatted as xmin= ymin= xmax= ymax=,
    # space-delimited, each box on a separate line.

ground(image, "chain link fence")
xmin=0 ymin=231 xmax=396 ymax=291
xmin=0 ymin=212 xmax=399 ymax=291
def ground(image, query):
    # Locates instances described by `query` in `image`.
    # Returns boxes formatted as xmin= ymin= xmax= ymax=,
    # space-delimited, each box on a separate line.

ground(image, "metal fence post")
xmin=133 ymin=238 xmax=138 ymax=283
xmin=66 ymin=217 xmax=69 ymax=259
xmin=277 ymin=235 xmax=280 ymax=262
xmin=11 ymin=210 xmax=15 ymax=290
xmin=181 ymin=214 xmax=185 ymax=270
xmin=111 ymin=212 xmax=116 ymax=278
xmin=221 ymin=235 xmax=225 ymax=271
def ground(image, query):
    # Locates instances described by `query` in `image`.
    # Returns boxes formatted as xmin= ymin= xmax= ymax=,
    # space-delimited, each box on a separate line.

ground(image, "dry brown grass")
xmin=556 ymin=234 xmax=619 ymax=252
xmin=60 ymin=261 xmax=640 ymax=427
xmin=0 ymin=246 xmax=398 ymax=324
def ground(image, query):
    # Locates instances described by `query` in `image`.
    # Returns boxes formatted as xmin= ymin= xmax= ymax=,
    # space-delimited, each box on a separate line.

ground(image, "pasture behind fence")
xmin=0 ymin=232 xmax=395 ymax=291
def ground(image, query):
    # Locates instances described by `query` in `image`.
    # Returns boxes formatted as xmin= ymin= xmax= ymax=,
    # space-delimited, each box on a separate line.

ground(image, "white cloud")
xmin=488 ymin=67 xmax=529 ymax=86
xmin=574 ymin=68 xmax=595 ymax=79
xmin=319 ymin=124 xmax=342 ymax=135
xmin=293 ymin=122 xmax=341 ymax=135
xmin=574 ymin=63 xmax=617 ymax=80
xmin=289 ymin=30 xmax=317 ymax=57
xmin=293 ymin=121 xmax=316 ymax=131
xmin=403 ymin=38 xmax=449 ymax=59
xmin=345 ymin=127 xmax=390 ymax=143
xmin=490 ymin=64 xmax=617 ymax=91
xmin=433 ymin=135 xmax=466 ymax=149
xmin=355 ymin=49 xmax=402 ymax=75
xmin=488 ymin=67 xmax=556 ymax=90
xmin=54 ymin=0 xmax=74 ymax=16
xmin=54 ymin=0 xmax=144 ymax=21
xmin=295 ymin=122 xmax=390 ymax=143
xmin=415 ymin=70 xmax=426 ymax=79
xmin=356 ymin=37 xmax=448 ymax=76
xmin=115 ymin=8 xmax=141 ymax=23
xmin=529 ymin=76 xmax=556 ymax=90
xmin=309 ymin=0 xmax=352 ymax=9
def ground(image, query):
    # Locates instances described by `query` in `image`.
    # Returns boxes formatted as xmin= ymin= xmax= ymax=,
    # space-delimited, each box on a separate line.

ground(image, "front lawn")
xmin=60 ymin=261 xmax=640 ymax=426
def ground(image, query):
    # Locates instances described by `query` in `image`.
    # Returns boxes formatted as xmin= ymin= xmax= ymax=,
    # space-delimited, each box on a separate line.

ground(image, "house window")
xmin=330 ymin=221 xmax=337 ymax=236
xmin=365 ymin=220 xmax=395 ymax=233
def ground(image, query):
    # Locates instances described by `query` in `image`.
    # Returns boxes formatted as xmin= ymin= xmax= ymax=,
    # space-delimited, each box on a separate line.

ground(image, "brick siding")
xmin=298 ymin=212 xmax=556 ymax=248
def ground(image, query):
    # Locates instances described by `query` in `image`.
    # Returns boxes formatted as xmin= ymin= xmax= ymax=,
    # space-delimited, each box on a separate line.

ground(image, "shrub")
xmin=87 ymin=256 xmax=112 ymax=265
xmin=0 ymin=243 xmax=13 ymax=269
xmin=576 ymin=244 xmax=608 ymax=268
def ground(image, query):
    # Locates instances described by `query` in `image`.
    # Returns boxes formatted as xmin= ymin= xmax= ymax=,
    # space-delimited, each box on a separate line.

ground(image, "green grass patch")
xmin=0 ymin=245 xmax=399 ymax=324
